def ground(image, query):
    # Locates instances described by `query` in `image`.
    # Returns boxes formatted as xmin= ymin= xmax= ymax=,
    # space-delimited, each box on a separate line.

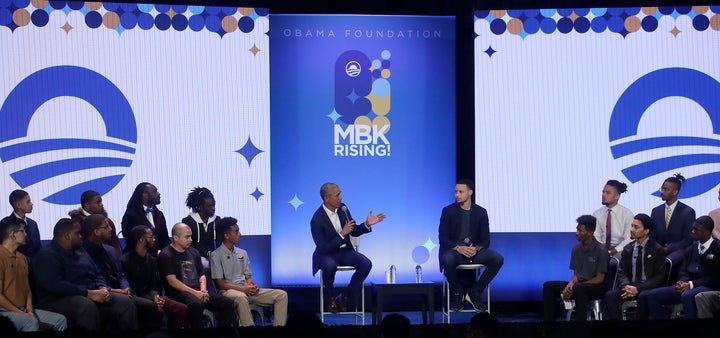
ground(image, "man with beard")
xmin=592 ymin=180 xmax=633 ymax=259
xmin=82 ymin=214 xmax=160 ymax=329
xmin=32 ymin=218 xmax=137 ymax=331
xmin=121 ymin=183 xmax=170 ymax=255
xmin=650 ymin=174 xmax=696 ymax=266
xmin=121 ymin=225 xmax=188 ymax=329
xmin=438 ymin=179 xmax=504 ymax=312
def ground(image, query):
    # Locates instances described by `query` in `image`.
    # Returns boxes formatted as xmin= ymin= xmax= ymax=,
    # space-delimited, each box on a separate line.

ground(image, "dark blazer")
xmin=13 ymin=215 xmax=41 ymax=259
xmin=677 ymin=239 xmax=720 ymax=289
xmin=121 ymin=206 xmax=170 ymax=254
xmin=616 ymin=238 xmax=666 ymax=291
xmin=310 ymin=203 xmax=371 ymax=276
xmin=650 ymin=201 xmax=695 ymax=253
xmin=438 ymin=203 xmax=490 ymax=272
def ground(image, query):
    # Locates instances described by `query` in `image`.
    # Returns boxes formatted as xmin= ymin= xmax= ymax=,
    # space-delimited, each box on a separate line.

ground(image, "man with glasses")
xmin=0 ymin=216 xmax=66 ymax=331
xmin=82 ymin=214 xmax=159 ymax=329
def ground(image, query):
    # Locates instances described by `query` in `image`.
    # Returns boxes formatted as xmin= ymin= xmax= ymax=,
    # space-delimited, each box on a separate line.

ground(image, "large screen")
xmin=475 ymin=6 xmax=720 ymax=232
xmin=0 ymin=2 xmax=270 ymax=237
xmin=270 ymin=14 xmax=456 ymax=284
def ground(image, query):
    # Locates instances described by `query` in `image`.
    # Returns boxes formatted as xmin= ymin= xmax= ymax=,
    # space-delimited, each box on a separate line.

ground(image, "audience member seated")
xmin=32 ymin=218 xmax=137 ymax=331
xmin=121 ymin=225 xmax=188 ymax=329
xmin=695 ymin=289 xmax=720 ymax=318
xmin=121 ymin=182 xmax=170 ymax=255
xmin=285 ymin=310 xmax=325 ymax=338
xmin=158 ymin=222 xmax=236 ymax=329
xmin=466 ymin=312 xmax=499 ymax=338
xmin=81 ymin=214 xmax=161 ymax=329
xmin=182 ymin=187 xmax=220 ymax=261
xmin=69 ymin=190 xmax=121 ymax=256
xmin=649 ymin=174 xmax=696 ymax=267
xmin=543 ymin=215 xmax=608 ymax=322
xmin=8 ymin=190 xmax=41 ymax=259
xmin=0 ymin=216 xmax=66 ymax=332
xmin=643 ymin=216 xmax=720 ymax=319
xmin=603 ymin=213 xmax=666 ymax=320
xmin=211 ymin=217 xmax=288 ymax=326
xmin=381 ymin=313 xmax=411 ymax=338
xmin=439 ymin=179 xmax=504 ymax=312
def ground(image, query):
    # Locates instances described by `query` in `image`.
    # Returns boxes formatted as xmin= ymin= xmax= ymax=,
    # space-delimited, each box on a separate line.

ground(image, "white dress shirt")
xmin=593 ymin=203 xmax=634 ymax=253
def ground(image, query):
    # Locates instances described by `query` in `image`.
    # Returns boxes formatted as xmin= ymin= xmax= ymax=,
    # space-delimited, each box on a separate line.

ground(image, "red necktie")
xmin=605 ymin=209 xmax=612 ymax=250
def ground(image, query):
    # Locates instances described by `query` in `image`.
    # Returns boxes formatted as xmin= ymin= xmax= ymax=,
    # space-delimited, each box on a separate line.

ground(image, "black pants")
xmin=172 ymin=291 xmax=236 ymax=328
xmin=42 ymin=294 xmax=137 ymax=331
xmin=543 ymin=281 xmax=606 ymax=322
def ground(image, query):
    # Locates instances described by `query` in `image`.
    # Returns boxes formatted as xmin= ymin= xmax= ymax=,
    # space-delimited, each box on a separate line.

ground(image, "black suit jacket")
xmin=616 ymin=238 xmax=666 ymax=291
xmin=121 ymin=206 xmax=170 ymax=253
xmin=677 ymin=239 xmax=720 ymax=289
xmin=650 ymin=201 xmax=695 ymax=253
xmin=13 ymin=214 xmax=41 ymax=258
xmin=438 ymin=203 xmax=490 ymax=272
xmin=310 ymin=203 xmax=371 ymax=276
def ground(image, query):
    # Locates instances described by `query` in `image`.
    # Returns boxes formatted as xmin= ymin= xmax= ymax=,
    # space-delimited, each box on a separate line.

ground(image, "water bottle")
xmin=389 ymin=265 xmax=396 ymax=284
xmin=415 ymin=264 xmax=423 ymax=283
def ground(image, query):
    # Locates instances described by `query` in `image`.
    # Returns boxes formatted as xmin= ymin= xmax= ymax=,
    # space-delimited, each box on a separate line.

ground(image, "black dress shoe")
xmin=336 ymin=293 xmax=348 ymax=312
xmin=326 ymin=296 xmax=339 ymax=313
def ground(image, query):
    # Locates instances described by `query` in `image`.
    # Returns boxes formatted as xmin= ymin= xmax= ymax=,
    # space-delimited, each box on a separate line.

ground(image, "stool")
xmin=319 ymin=266 xmax=365 ymax=325
xmin=621 ymin=300 xmax=637 ymax=320
xmin=250 ymin=304 xmax=268 ymax=326
xmin=442 ymin=264 xmax=490 ymax=323
xmin=565 ymin=299 xmax=603 ymax=321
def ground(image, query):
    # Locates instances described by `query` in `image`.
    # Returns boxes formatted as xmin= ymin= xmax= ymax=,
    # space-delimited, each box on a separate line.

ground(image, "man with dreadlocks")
xmin=121 ymin=183 xmax=170 ymax=255
xmin=182 ymin=187 xmax=221 ymax=262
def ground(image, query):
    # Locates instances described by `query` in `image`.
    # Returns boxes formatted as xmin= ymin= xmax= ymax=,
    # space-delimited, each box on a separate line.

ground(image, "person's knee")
xmin=681 ymin=291 xmax=696 ymax=304
xmin=440 ymin=251 xmax=456 ymax=266
xmin=360 ymin=258 xmax=372 ymax=273
xmin=493 ymin=252 xmax=504 ymax=266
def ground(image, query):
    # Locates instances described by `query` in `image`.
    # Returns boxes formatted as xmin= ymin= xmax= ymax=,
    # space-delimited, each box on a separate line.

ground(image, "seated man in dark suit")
xmin=650 ymin=174 xmax=696 ymax=266
xmin=81 ymin=214 xmax=161 ymax=329
xmin=643 ymin=215 xmax=720 ymax=319
xmin=438 ymin=179 xmax=503 ymax=312
xmin=121 ymin=182 xmax=170 ymax=255
xmin=8 ymin=190 xmax=41 ymax=259
xmin=121 ymin=225 xmax=188 ymax=329
xmin=311 ymin=182 xmax=386 ymax=313
xmin=32 ymin=218 xmax=137 ymax=331
xmin=543 ymin=215 xmax=608 ymax=322
xmin=603 ymin=213 xmax=666 ymax=320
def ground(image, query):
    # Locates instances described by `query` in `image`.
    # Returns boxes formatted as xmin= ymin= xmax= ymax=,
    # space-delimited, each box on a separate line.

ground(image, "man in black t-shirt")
xmin=157 ymin=223 xmax=236 ymax=328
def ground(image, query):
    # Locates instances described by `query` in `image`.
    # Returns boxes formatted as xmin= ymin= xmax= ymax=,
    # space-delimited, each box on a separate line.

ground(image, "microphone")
xmin=341 ymin=205 xmax=352 ymax=222
xmin=464 ymin=238 xmax=471 ymax=262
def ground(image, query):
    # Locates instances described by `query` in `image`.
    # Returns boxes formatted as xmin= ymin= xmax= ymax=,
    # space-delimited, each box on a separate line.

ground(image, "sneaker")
xmin=466 ymin=293 xmax=487 ymax=312
xmin=451 ymin=293 xmax=464 ymax=312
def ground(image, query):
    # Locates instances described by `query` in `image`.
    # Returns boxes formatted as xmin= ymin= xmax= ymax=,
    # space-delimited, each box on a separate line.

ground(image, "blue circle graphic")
xmin=0 ymin=66 xmax=137 ymax=205
xmin=412 ymin=246 xmax=430 ymax=264
xmin=609 ymin=68 xmax=720 ymax=198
